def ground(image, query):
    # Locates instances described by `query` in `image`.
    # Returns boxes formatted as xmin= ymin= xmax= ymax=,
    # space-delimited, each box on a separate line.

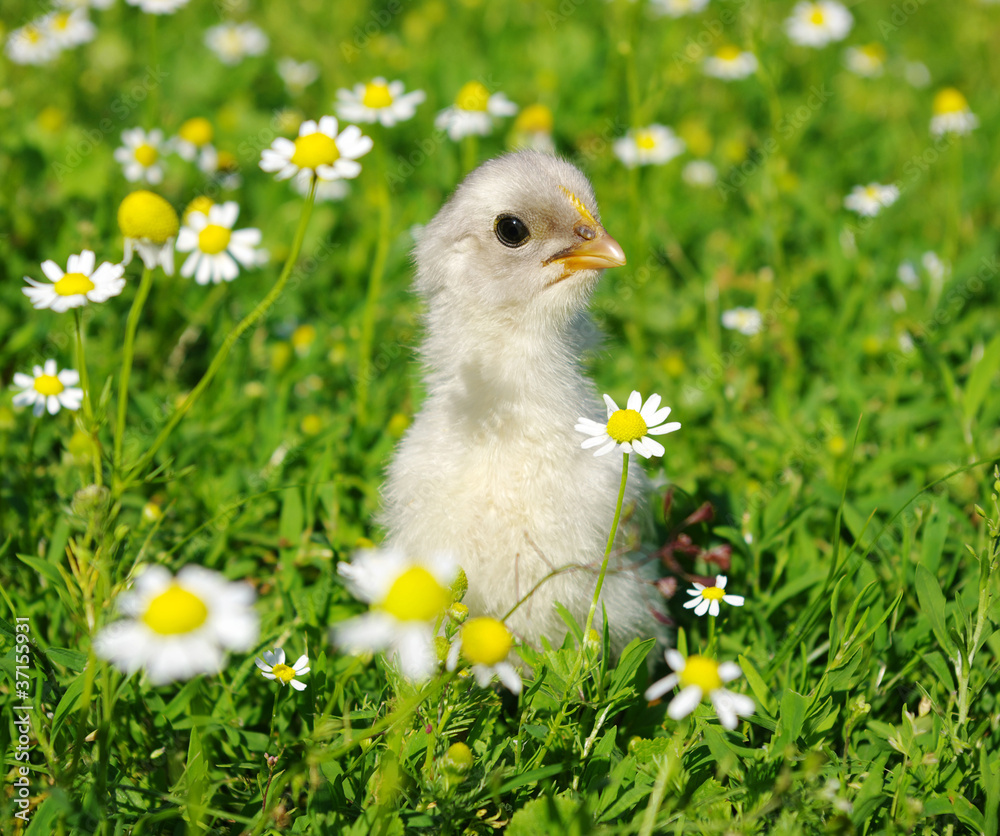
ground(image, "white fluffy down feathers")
xmin=382 ymin=151 xmax=663 ymax=653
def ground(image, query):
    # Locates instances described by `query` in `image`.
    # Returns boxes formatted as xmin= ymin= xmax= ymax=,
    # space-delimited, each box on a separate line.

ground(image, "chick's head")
xmin=415 ymin=151 xmax=626 ymax=323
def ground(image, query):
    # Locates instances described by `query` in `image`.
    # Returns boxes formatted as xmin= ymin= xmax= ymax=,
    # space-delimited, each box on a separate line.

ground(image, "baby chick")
xmin=382 ymin=151 xmax=662 ymax=652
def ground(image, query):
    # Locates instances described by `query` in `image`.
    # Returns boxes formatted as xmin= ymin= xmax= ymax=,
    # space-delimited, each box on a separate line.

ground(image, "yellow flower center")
xmin=118 ymin=191 xmax=180 ymax=243
xmin=679 ymin=655 xmax=723 ymax=692
xmin=461 ymin=617 xmax=512 ymax=666
xmin=52 ymin=12 xmax=71 ymax=31
xmin=701 ymin=586 xmax=726 ymax=601
xmin=26 ymin=28 xmax=42 ymax=44
xmin=141 ymin=583 xmax=209 ymax=635
xmin=933 ymin=87 xmax=968 ymax=115
xmin=197 ymin=224 xmax=232 ymax=255
xmin=716 ymin=45 xmax=742 ymax=61
xmin=291 ymin=132 xmax=341 ymax=170
xmin=606 ymin=408 xmax=648 ymax=444
xmin=134 ymin=143 xmax=158 ymax=167
xmin=291 ymin=323 xmax=317 ymax=351
xmin=184 ymin=195 xmax=215 ymax=222
xmin=635 ymin=130 xmax=657 ymax=150
xmin=217 ymin=150 xmax=238 ymax=171
xmin=514 ymin=104 xmax=553 ymax=134
xmin=455 ymin=81 xmax=490 ymax=112
xmin=808 ymin=7 xmax=826 ymax=25
xmin=271 ymin=663 xmax=296 ymax=684
xmin=33 ymin=374 xmax=65 ymax=396
xmin=381 ymin=567 xmax=451 ymax=622
xmin=54 ymin=272 xmax=95 ymax=296
xmin=861 ymin=43 xmax=886 ymax=62
xmin=179 ymin=117 xmax=213 ymax=147
xmin=362 ymin=81 xmax=394 ymax=108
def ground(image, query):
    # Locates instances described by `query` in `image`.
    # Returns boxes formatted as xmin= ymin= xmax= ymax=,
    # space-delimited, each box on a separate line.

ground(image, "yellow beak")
xmin=545 ymin=224 xmax=627 ymax=272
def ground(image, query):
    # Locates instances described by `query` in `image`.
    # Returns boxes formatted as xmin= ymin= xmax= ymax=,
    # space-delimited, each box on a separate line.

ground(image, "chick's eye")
xmin=494 ymin=214 xmax=530 ymax=248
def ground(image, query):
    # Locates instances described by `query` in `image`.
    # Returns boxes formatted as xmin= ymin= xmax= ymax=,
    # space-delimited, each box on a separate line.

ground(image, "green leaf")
xmin=918 ymin=510 xmax=950 ymax=576
xmin=608 ymin=637 xmax=655 ymax=700
xmin=923 ymin=794 xmax=985 ymax=831
xmin=982 ymin=743 xmax=1000 ymax=836
xmin=771 ymin=689 xmax=808 ymax=753
xmin=737 ymin=654 xmax=776 ymax=717
xmin=962 ymin=332 xmax=1000 ymax=423
xmin=45 ymin=647 xmax=87 ymax=672
xmin=851 ymin=755 xmax=888 ymax=827
xmin=50 ymin=672 xmax=87 ymax=739
xmin=553 ymin=602 xmax=583 ymax=644
xmin=915 ymin=565 xmax=956 ymax=656
xmin=495 ymin=763 xmax=565 ymax=794
xmin=508 ymin=791 xmax=593 ymax=836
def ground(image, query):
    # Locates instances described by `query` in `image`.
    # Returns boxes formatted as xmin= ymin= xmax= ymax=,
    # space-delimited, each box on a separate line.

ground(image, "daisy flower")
xmin=171 ymin=117 xmax=216 ymax=172
xmin=897 ymin=261 xmax=919 ymax=289
xmin=125 ymin=0 xmax=191 ymax=14
xmin=277 ymin=58 xmax=319 ymax=95
xmin=256 ymin=648 xmax=310 ymax=691
xmin=335 ymin=77 xmax=426 ymax=127
xmin=22 ymin=250 xmax=125 ymax=312
xmin=5 ymin=21 xmax=61 ymax=65
xmin=645 ymin=650 xmax=755 ymax=730
xmin=843 ymin=43 xmax=886 ymax=78
xmin=93 ymin=565 xmax=259 ymax=686
xmin=333 ymin=548 xmax=458 ymax=682
xmin=682 ymin=160 xmax=717 ymax=187
xmin=176 ymin=201 xmax=264 ymax=285
xmin=649 ymin=0 xmax=710 ymax=17
xmin=843 ymin=183 xmax=900 ymax=217
xmin=921 ymin=250 xmax=948 ymax=282
xmin=114 ymin=127 xmax=166 ymax=184
xmin=721 ymin=307 xmax=763 ymax=336
xmin=576 ymin=390 xmax=681 ymax=459
xmin=435 ymin=81 xmax=518 ymax=141
xmin=204 ymin=21 xmax=269 ymax=65
xmin=42 ymin=9 xmax=97 ymax=48
xmin=510 ymin=103 xmax=556 ymax=154
xmin=703 ymin=46 xmax=758 ymax=80
xmin=903 ymin=61 xmax=931 ymax=89
xmin=930 ymin=88 xmax=978 ymax=137
xmin=785 ymin=1 xmax=853 ymax=48
xmin=118 ymin=190 xmax=180 ymax=274
xmin=446 ymin=617 xmax=522 ymax=695
xmin=11 ymin=360 xmax=83 ymax=417
xmin=259 ymin=115 xmax=373 ymax=183
xmin=683 ymin=575 xmax=745 ymax=617
xmin=613 ymin=125 xmax=685 ymax=168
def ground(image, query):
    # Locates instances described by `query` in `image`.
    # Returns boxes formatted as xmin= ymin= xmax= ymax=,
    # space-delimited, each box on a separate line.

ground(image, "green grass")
xmin=2 ymin=0 xmax=1000 ymax=833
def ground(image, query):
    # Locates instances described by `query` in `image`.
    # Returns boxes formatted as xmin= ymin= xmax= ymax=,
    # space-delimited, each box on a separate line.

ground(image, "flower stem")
xmin=114 ymin=265 xmax=154 ymax=475
xmin=462 ymin=134 xmax=478 ymax=173
xmin=269 ymin=687 xmax=281 ymax=742
xmin=356 ymin=168 xmax=391 ymax=425
xmin=73 ymin=309 xmax=102 ymax=487
xmin=531 ymin=453 xmax=630 ymax=769
xmin=123 ymin=181 xmax=317 ymax=491
xmin=581 ymin=452 xmax=630 ymax=642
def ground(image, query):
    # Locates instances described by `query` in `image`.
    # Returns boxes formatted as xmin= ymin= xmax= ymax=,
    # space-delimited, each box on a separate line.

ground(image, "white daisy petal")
xmin=668 ymin=686 xmax=703 ymax=720
xmin=644 ymin=672 xmax=679 ymax=702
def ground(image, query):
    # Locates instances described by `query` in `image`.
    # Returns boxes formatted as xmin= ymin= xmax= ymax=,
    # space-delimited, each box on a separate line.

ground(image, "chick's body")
xmin=382 ymin=152 xmax=660 ymax=652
